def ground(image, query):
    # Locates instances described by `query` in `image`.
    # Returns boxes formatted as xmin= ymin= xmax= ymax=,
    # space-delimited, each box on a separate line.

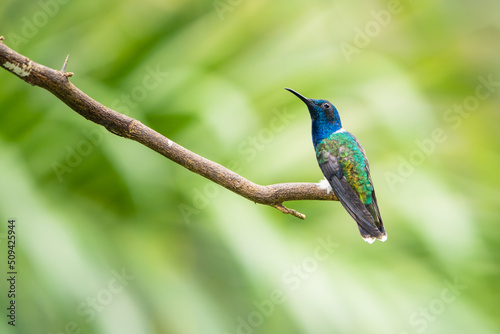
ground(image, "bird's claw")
xmin=318 ymin=179 xmax=332 ymax=194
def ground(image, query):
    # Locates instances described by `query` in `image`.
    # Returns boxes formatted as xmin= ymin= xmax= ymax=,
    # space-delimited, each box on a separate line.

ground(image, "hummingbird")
xmin=286 ymin=88 xmax=386 ymax=244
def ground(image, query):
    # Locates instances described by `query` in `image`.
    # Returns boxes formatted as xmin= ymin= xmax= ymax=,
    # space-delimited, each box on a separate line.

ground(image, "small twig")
xmin=60 ymin=54 xmax=73 ymax=78
xmin=0 ymin=39 xmax=338 ymax=219
xmin=272 ymin=204 xmax=306 ymax=220
xmin=61 ymin=54 xmax=69 ymax=72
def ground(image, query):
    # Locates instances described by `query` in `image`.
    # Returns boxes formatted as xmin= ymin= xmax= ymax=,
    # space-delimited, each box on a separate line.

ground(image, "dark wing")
xmin=318 ymin=150 xmax=385 ymax=242
xmin=351 ymin=136 xmax=386 ymax=237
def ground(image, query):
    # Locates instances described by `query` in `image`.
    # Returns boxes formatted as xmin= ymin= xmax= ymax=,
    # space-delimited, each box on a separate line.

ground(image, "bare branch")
xmin=0 ymin=38 xmax=337 ymax=218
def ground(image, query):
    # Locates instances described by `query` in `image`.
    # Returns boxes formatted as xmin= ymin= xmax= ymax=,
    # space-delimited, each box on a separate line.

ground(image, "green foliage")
xmin=1 ymin=0 xmax=500 ymax=333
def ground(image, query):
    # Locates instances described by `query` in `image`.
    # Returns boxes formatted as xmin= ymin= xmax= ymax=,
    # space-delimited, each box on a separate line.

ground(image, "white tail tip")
xmin=363 ymin=234 xmax=387 ymax=244
xmin=363 ymin=237 xmax=376 ymax=244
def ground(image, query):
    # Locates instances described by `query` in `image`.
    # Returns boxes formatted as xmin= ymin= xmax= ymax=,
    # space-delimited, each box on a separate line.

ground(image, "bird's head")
xmin=285 ymin=88 xmax=342 ymax=144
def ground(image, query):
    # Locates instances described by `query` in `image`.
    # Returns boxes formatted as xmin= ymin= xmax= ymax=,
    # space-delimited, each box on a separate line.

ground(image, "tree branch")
xmin=0 ymin=37 xmax=337 ymax=219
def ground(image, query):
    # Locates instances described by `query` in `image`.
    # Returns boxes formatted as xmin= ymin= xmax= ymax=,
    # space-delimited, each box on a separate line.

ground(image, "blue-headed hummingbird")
xmin=286 ymin=88 xmax=386 ymax=244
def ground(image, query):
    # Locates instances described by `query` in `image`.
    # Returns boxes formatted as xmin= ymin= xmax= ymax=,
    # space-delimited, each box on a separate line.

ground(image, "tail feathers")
xmin=361 ymin=193 xmax=386 ymax=244
xmin=357 ymin=223 xmax=387 ymax=244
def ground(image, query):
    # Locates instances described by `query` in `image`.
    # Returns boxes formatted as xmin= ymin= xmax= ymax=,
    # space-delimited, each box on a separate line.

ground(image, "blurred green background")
xmin=1 ymin=0 xmax=500 ymax=333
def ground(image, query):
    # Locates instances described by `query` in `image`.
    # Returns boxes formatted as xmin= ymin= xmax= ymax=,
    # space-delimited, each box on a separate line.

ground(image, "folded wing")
xmin=318 ymin=150 xmax=386 ymax=242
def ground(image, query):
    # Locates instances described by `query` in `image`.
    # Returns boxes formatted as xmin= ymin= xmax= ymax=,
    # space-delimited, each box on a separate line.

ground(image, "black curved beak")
xmin=285 ymin=88 xmax=312 ymax=107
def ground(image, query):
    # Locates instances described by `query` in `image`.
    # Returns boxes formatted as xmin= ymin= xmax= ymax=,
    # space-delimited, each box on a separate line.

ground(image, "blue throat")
xmin=309 ymin=100 xmax=342 ymax=146
xmin=312 ymin=120 xmax=341 ymax=146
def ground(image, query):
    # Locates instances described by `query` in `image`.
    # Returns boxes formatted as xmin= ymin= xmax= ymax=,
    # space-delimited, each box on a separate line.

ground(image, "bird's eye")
xmin=323 ymin=103 xmax=330 ymax=109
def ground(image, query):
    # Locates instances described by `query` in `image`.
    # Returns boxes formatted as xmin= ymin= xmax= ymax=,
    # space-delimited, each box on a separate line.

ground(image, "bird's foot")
xmin=317 ymin=179 xmax=332 ymax=194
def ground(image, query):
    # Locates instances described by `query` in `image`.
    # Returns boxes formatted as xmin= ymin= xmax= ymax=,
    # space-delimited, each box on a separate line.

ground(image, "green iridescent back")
xmin=315 ymin=131 xmax=374 ymax=204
